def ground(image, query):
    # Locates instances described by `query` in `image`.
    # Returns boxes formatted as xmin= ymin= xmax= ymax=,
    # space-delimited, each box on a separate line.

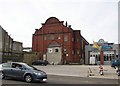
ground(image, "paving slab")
xmin=35 ymin=65 xmax=119 ymax=79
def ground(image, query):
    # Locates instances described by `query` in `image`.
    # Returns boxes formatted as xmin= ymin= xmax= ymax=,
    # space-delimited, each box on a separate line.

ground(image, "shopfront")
xmin=85 ymin=39 xmax=119 ymax=65
xmin=89 ymin=50 xmax=116 ymax=65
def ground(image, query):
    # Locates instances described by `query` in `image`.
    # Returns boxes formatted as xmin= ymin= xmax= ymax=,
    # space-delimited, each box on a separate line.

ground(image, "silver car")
xmin=1 ymin=62 xmax=47 ymax=83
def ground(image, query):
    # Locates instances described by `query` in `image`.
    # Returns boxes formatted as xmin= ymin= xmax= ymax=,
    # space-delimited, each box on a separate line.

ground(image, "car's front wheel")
xmin=44 ymin=64 xmax=47 ymax=66
xmin=24 ymin=74 xmax=33 ymax=83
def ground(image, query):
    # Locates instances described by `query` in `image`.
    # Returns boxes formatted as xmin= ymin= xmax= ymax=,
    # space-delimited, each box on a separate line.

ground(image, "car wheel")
xmin=24 ymin=74 xmax=33 ymax=83
xmin=1 ymin=72 xmax=5 ymax=79
xmin=117 ymin=72 xmax=120 ymax=76
xmin=44 ymin=64 xmax=47 ymax=66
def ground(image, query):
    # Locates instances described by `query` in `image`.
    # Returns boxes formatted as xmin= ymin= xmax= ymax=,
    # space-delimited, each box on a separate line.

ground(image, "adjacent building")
xmin=32 ymin=17 xmax=89 ymax=64
xmin=0 ymin=26 xmax=23 ymax=62
xmin=0 ymin=26 xmax=2 ymax=63
xmin=85 ymin=39 xmax=119 ymax=65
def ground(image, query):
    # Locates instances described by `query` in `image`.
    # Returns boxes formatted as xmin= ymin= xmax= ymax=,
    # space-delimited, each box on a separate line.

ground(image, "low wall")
xmin=23 ymin=52 xmax=39 ymax=64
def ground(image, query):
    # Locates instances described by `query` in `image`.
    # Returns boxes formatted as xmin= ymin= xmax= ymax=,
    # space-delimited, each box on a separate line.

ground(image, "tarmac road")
xmin=2 ymin=75 xmax=119 ymax=85
xmin=1 ymin=65 xmax=120 ymax=86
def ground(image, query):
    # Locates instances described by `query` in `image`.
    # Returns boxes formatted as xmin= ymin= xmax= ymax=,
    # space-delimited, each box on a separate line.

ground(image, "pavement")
xmin=35 ymin=65 xmax=119 ymax=79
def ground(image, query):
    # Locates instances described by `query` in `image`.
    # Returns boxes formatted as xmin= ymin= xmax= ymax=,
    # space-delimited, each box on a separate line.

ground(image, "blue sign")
xmin=101 ymin=45 xmax=112 ymax=50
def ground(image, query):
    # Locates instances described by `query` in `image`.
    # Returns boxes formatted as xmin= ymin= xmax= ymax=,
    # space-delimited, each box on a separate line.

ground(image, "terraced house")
xmin=32 ymin=17 xmax=89 ymax=64
xmin=0 ymin=26 xmax=23 ymax=62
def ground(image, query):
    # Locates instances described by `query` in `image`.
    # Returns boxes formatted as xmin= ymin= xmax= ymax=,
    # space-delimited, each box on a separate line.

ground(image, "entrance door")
xmin=90 ymin=52 xmax=100 ymax=65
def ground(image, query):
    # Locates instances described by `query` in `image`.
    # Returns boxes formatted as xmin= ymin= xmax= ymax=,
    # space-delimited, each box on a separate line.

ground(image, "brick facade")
xmin=32 ymin=17 xmax=89 ymax=64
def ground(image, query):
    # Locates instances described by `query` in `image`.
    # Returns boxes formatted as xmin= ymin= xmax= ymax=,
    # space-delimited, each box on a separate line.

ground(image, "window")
xmin=104 ymin=55 xmax=107 ymax=61
xmin=2 ymin=63 xmax=11 ymax=68
xmin=112 ymin=54 xmax=114 ymax=59
xmin=95 ymin=55 xmax=97 ymax=59
xmin=44 ymin=36 xmax=47 ymax=40
xmin=96 ymin=55 xmax=99 ymax=61
xmin=64 ymin=35 xmax=68 ymax=42
xmin=55 ymin=49 xmax=59 ymax=52
xmin=48 ymin=48 xmax=53 ymax=53
xmin=19 ymin=46 xmax=22 ymax=51
xmin=116 ymin=55 xmax=118 ymax=58
xmin=72 ymin=50 xmax=74 ymax=54
xmin=77 ymin=38 xmax=79 ymax=42
xmin=109 ymin=55 xmax=111 ymax=60
xmin=77 ymin=50 xmax=80 ymax=54
xmin=82 ymin=41 xmax=84 ymax=50
xmin=12 ymin=63 xmax=22 ymax=68
xmin=13 ymin=44 xmax=17 ymax=50
xmin=98 ymin=55 xmax=100 ymax=61
xmin=50 ymin=35 xmax=54 ymax=40
xmin=72 ymin=38 xmax=74 ymax=42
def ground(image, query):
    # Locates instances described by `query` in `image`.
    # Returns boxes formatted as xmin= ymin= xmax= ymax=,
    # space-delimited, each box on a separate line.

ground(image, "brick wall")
xmin=32 ymin=17 xmax=89 ymax=64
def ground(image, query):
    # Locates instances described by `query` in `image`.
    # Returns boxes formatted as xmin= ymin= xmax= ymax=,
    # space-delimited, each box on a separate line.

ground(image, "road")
xmin=2 ymin=75 xmax=119 ymax=86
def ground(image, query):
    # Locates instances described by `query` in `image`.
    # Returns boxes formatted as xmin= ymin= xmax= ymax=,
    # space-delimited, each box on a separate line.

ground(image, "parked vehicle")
xmin=0 ymin=62 xmax=47 ymax=83
xmin=111 ymin=58 xmax=120 ymax=67
xmin=116 ymin=69 xmax=120 ymax=76
xmin=32 ymin=60 xmax=48 ymax=66
xmin=111 ymin=58 xmax=120 ymax=76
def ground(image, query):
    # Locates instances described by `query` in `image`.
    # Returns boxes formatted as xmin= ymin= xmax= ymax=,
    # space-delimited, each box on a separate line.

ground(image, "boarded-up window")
xmin=44 ymin=36 xmax=47 ymax=40
xmin=64 ymin=35 xmax=68 ymax=42
xmin=50 ymin=35 xmax=54 ymax=40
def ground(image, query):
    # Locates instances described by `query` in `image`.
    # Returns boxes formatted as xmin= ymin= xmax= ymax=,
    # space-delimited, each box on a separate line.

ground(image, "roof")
xmin=6 ymin=62 xmax=26 ymax=65
xmin=42 ymin=17 xmax=64 ymax=25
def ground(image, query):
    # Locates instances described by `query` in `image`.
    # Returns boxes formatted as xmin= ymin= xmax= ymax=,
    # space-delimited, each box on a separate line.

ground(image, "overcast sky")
xmin=0 ymin=0 xmax=119 ymax=47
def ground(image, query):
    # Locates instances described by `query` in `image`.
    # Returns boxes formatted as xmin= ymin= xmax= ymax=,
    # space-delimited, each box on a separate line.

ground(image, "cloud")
xmin=0 ymin=0 xmax=118 ymax=47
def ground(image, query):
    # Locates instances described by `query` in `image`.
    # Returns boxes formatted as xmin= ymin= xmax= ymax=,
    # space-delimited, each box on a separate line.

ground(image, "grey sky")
xmin=0 ymin=0 xmax=119 ymax=47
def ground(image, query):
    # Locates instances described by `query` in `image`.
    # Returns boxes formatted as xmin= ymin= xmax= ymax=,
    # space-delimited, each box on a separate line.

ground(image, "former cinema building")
xmin=32 ymin=17 xmax=89 ymax=64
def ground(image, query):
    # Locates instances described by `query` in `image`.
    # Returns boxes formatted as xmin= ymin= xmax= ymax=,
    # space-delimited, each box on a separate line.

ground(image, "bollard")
xmin=88 ymin=68 xmax=94 ymax=76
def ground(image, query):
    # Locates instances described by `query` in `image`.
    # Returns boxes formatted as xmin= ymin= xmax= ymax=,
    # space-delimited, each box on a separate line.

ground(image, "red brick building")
xmin=32 ymin=17 xmax=89 ymax=64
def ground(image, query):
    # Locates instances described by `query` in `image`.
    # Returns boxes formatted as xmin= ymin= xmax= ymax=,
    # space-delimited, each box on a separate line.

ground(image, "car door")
xmin=10 ymin=63 xmax=25 ymax=78
xmin=2 ymin=63 xmax=13 ymax=77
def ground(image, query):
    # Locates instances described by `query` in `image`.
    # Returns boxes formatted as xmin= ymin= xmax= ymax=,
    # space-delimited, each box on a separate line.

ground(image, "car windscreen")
xmin=23 ymin=63 xmax=38 ymax=70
